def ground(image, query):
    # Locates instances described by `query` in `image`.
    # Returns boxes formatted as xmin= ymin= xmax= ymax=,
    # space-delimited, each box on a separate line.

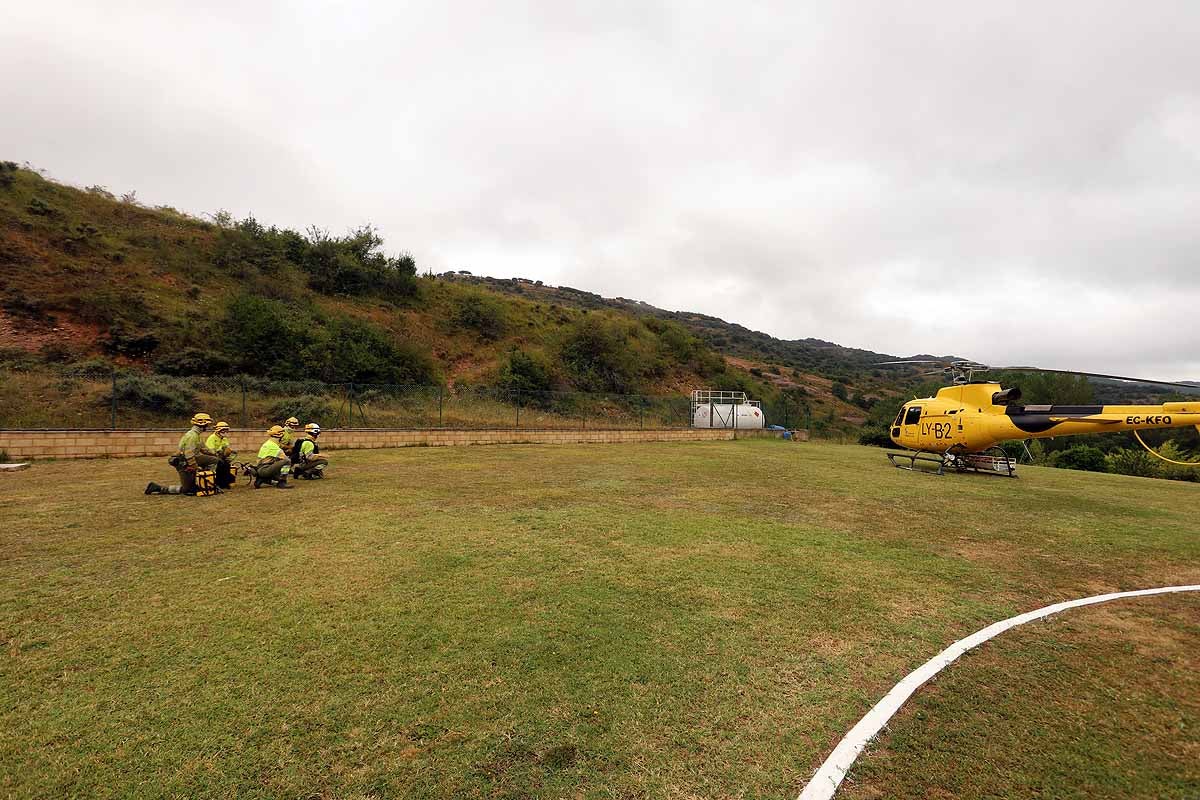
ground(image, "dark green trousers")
xmin=174 ymin=452 xmax=219 ymax=494
xmin=293 ymin=455 xmax=328 ymax=478
xmin=215 ymin=457 xmax=236 ymax=489
xmin=255 ymin=457 xmax=291 ymax=484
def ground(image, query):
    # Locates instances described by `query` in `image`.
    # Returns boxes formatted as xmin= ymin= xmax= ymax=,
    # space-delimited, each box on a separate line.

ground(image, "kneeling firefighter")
xmin=206 ymin=421 xmax=238 ymax=490
xmin=146 ymin=413 xmax=219 ymax=495
xmin=291 ymin=422 xmax=328 ymax=479
xmin=279 ymin=417 xmax=299 ymax=453
xmin=254 ymin=425 xmax=294 ymax=489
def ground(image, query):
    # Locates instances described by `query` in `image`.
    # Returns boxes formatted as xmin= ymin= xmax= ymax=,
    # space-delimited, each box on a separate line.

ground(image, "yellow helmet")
xmin=215 ymin=421 xmax=231 ymax=433
xmin=267 ymin=425 xmax=285 ymax=438
xmin=305 ymin=422 xmax=321 ymax=434
xmin=285 ymin=417 xmax=299 ymax=427
xmin=191 ymin=413 xmax=213 ymax=426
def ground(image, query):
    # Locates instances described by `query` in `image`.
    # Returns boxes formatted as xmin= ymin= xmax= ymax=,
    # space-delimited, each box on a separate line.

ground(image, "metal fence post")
xmin=639 ymin=398 xmax=644 ymax=430
xmin=348 ymin=383 xmax=355 ymax=429
xmin=514 ymin=390 xmax=520 ymax=429
xmin=241 ymin=379 xmax=248 ymax=428
xmin=110 ymin=367 xmax=117 ymax=430
xmin=438 ymin=387 xmax=443 ymax=428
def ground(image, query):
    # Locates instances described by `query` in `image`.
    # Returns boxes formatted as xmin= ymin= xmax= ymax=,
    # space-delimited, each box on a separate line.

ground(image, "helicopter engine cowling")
xmin=991 ymin=387 xmax=1022 ymax=406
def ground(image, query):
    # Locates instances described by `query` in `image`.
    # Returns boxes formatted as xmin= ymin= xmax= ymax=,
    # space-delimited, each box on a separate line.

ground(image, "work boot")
xmin=145 ymin=482 xmax=162 ymax=495
xmin=275 ymin=478 xmax=294 ymax=490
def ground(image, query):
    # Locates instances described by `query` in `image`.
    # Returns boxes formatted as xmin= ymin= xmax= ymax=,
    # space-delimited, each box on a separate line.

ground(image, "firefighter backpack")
xmin=194 ymin=468 xmax=218 ymax=497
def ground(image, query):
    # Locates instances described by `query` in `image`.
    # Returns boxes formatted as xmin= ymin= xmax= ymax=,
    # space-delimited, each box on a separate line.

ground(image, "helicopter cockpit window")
xmin=903 ymin=406 xmax=922 ymax=425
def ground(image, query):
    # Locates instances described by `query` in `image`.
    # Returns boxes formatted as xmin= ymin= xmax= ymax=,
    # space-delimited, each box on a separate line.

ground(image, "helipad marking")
xmin=797 ymin=584 xmax=1200 ymax=800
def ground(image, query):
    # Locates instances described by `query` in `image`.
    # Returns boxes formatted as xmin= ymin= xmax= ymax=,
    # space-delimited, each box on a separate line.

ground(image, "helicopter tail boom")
xmin=999 ymin=402 xmax=1200 ymax=441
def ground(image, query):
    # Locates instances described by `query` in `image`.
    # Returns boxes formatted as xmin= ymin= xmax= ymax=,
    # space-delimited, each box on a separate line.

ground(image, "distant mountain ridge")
xmin=437 ymin=272 xmax=946 ymax=379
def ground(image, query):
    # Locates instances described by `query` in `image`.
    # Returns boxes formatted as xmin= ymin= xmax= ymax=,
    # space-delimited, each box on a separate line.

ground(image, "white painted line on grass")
xmin=797 ymin=584 xmax=1200 ymax=800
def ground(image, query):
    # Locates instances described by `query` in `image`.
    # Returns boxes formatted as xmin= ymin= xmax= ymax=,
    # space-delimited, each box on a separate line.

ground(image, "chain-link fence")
xmin=0 ymin=366 xmax=812 ymax=431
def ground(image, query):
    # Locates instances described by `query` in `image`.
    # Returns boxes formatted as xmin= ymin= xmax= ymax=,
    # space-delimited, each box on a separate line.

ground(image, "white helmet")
xmin=305 ymin=423 xmax=321 ymax=435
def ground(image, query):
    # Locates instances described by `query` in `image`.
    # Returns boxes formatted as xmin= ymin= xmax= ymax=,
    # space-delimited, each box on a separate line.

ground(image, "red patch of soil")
xmin=0 ymin=310 xmax=104 ymax=354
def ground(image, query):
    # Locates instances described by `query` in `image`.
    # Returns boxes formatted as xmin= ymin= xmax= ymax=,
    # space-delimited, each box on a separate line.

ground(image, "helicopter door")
xmin=902 ymin=405 xmax=922 ymax=445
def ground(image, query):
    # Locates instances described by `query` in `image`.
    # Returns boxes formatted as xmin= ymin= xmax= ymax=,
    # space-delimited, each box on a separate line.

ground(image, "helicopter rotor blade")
xmin=991 ymin=366 xmax=1200 ymax=393
xmin=879 ymin=360 xmax=1200 ymax=394
xmin=876 ymin=360 xmax=945 ymax=366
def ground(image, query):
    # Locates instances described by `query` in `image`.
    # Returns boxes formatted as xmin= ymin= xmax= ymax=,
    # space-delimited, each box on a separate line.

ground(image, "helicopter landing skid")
xmin=887 ymin=451 xmax=950 ymax=475
xmin=887 ymin=447 xmax=1017 ymax=478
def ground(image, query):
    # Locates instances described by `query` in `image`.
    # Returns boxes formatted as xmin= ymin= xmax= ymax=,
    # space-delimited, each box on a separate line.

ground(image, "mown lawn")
xmin=1 ymin=440 xmax=1197 ymax=799
xmin=841 ymin=593 xmax=1200 ymax=799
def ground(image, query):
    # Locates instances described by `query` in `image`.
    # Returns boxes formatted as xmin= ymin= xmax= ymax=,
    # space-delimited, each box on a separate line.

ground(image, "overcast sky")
xmin=4 ymin=1 xmax=1200 ymax=379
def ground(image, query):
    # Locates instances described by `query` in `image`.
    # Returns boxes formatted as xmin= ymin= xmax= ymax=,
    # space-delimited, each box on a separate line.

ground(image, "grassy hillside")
xmin=0 ymin=162 xmax=890 ymax=431
xmin=444 ymin=272 xmax=926 ymax=373
xmin=5 ymin=160 xmax=1191 ymax=451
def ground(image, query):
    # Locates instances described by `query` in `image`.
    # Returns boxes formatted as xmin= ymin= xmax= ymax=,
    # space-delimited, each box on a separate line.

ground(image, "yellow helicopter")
xmin=880 ymin=361 xmax=1200 ymax=477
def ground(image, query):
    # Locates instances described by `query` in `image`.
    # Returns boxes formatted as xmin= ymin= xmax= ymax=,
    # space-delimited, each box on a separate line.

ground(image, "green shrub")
xmin=1053 ymin=444 xmax=1108 ymax=473
xmin=0 ymin=347 xmax=39 ymax=371
xmin=267 ymin=396 xmax=333 ymax=424
xmin=63 ymin=223 xmax=101 ymax=254
xmin=223 ymin=294 xmax=437 ymax=384
xmin=0 ymin=161 xmax=16 ymax=190
xmin=107 ymin=372 xmax=197 ymax=416
xmin=856 ymin=399 xmax=903 ymax=447
xmin=853 ymin=394 xmax=876 ymax=410
xmin=26 ymin=197 xmax=54 ymax=216
xmin=1147 ymin=442 xmax=1199 ymax=482
xmin=65 ymin=358 xmax=114 ymax=379
xmin=1105 ymin=448 xmax=1161 ymax=478
xmin=558 ymin=316 xmax=641 ymax=393
xmin=496 ymin=348 xmax=555 ymax=395
xmin=153 ymin=348 xmax=233 ymax=376
xmin=452 ymin=291 xmax=507 ymax=341
xmin=39 ymin=343 xmax=80 ymax=364
xmin=643 ymin=319 xmax=699 ymax=362
xmin=75 ymin=288 xmax=155 ymax=328
xmin=311 ymin=316 xmax=438 ymax=385
xmin=104 ymin=323 xmax=160 ymax=357
xmin=2 ymin=295 xmax=56 ymax=324
xmin=858 ymin=428 xmax=894 ymax=447
xmin=299 ymin=226 xmax=417 ymax=300
xmin=223 ymin=293 xmax=311 ymax=378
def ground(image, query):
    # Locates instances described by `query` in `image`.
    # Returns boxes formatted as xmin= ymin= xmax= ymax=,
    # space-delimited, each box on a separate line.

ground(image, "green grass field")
xmin=2 ymin=440 xmax=1198 ymax=799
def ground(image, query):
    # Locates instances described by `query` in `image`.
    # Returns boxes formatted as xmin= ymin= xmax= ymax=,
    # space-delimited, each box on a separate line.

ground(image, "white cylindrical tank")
xmin=693 ymin=403 xmax=765 ymax=429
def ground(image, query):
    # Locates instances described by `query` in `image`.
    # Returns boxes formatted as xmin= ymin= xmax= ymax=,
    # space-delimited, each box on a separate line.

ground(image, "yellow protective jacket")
xmin=178 ymin=427 xmax=209 ymax=468
xmin=257 ymin=438 xmax=286 ymax=464
xmin=205 ymin=433 xmax=232 ymax=458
